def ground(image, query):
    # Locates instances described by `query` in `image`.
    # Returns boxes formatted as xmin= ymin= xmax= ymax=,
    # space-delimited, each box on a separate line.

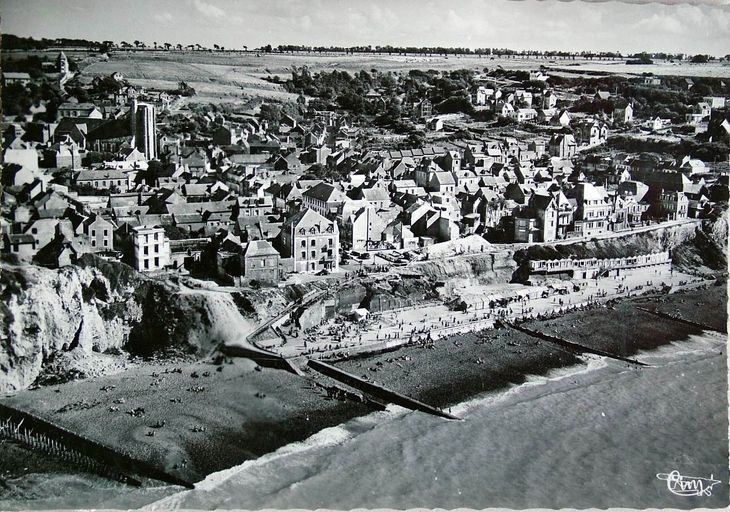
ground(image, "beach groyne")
xmin=636 ymin=306 xmax=727 ymax=334
xmin=307 ymin=359 xmax=461 ymax=420
xmin=501 ymin=321 xmax=647 ymax=367
xmin=0 ymin=402 xmax=194 ymax=488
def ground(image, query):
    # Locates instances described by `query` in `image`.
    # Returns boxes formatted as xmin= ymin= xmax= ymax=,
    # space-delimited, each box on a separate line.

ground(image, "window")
xmin=328 ymin=239 xmax=333 ymax=247
xmin=154 ymin=233 xmax=159 ymax=241
xmin=301 ymin=251 xmax=306 ymax=259
xmin=311 ymin=239 xmax=316 ymax=246
xmin=144 ymin=247 xmax=149 ymax=255
xmin=311 ymin=251 xmax=316 ymax=258
xmin=300 ymin=240 xmax=306 ymax=247
xmin=103 ymin=229 xmax=108 ymax=236
xmin=154 ymin=257 xmax=159 ymax=267
xmin=144 ymin=259 xmax=149 ymax=269
xmin=103 ymin=240 xmax=108 ymax=247
xmin=92 ymin=229 xmax=96 ymax=237
xmin=92 ymin=240 xmax=96 ymax=247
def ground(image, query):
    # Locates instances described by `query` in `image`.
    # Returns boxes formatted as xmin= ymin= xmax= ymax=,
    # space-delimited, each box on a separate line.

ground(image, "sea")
xmin=1 ymin=331 xmax=727 ymax=510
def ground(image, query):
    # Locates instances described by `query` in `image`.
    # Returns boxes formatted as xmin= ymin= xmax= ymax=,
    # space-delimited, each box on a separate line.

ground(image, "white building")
xmin=131 ymin=100 xmax=157 ymax=160
xmin=132 ymin=225 xmax=170 ymax=272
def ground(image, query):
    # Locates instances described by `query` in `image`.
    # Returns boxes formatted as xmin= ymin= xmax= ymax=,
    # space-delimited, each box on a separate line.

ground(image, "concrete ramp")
xmin=307 ymin=360 xmax=461 ymax=420
xmin=222 ymin=344 xmax=304 ymax=375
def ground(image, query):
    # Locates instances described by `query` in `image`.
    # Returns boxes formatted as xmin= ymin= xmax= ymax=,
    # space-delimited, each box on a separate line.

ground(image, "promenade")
xmin=270 ymin=264 xmax=708 ymax=360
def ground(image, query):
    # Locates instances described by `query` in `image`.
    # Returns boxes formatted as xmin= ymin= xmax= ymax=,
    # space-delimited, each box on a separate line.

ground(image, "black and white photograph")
xmin=0 ymin=0 xmax=728 ymax=510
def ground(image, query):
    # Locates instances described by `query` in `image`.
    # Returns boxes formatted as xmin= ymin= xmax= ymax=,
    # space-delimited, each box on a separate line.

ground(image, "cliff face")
xmin=1 ymin=261 xmax=136 ymax=393
xmin=0 ymin=255 xmax=305 ymax=394
xmin=512 ymin=219 xmax=728 ymax=282
xmin=396 ymin=250 xmax=518 ymax=294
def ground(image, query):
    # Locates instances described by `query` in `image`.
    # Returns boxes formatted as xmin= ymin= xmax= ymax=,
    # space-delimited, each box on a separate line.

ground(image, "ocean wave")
xmin=142 ymin=406 xmax=407 ymax=511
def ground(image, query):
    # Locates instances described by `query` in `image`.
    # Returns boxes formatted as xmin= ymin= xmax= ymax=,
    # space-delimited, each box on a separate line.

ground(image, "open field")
xmin=7 ymin=49 xmax=722 ymax=105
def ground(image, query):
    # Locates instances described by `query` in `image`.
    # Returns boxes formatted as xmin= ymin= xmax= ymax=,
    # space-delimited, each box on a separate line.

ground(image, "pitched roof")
xmin=244 ymin=239 xmax=280 ymax=258
xmin=282 ymin=208 xmax=335 ymax=231
xmin=361 ymin=187 xmax=390 ymax=202
xmin=302 ymin=182 xmax=346 ymax=203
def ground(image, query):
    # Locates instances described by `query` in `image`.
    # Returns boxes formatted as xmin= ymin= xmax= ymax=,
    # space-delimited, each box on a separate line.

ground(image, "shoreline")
xmin=0 ymin=283 xmax=726 ymax=504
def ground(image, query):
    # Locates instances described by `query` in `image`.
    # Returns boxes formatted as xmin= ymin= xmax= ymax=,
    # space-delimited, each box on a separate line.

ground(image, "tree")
xmin=259 ymin=103 xmax=283 ymax=124
xmin=177 ymin=81 xmax=196 ymax=96
xmin=691 ymin=54 xmax=709 ymax=64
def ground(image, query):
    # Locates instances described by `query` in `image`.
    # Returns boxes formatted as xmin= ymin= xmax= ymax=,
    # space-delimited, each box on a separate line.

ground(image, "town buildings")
xmin=1 ymin=57 xmax=725 ymax=283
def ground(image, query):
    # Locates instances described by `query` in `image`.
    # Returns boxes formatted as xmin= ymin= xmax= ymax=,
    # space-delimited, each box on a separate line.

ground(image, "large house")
xmin=58 ymin=102 xmax=104 ymax=119
xmin=280 ymin=208 xmax=339 ymax=273
xmin=574 ymin=183 xmax=610 ymax=237
xmin=574 ymin=118 xmax=608 ymax=147
xmin=83 ymin=214 xmax=115 ymax=251
xmin=132 ymin=225 xmax=171 ymax=272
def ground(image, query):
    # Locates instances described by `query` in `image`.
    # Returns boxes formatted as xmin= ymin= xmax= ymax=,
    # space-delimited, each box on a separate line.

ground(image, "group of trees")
xmin=565 ymin=73 xmax=730 ymax=123
xmin=271 ymin=45 xmax=632 ymax=60
xmin=2 ymin=34 xmax=101 ymax=50
xmin=284 ymin=66 xmax=483 ymax=119
xmin=607 ymin=135 xmax=730 ymax=162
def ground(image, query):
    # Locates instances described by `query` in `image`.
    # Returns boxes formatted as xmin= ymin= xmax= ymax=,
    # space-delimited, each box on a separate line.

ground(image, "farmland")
xmin=8 ymin=48 xmax=728 ymax=106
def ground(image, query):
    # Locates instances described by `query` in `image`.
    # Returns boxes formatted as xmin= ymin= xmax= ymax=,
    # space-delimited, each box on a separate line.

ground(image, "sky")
xmin=3 ymin=0 xmax=730 ymax=56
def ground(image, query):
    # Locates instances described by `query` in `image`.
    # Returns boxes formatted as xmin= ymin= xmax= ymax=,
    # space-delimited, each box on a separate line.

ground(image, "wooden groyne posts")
xmin=0 ymin=403 xmax=194 ymax=488
xmin=0 ymin=414 xmax=140 ymax=486
xmin=635 ymin=307 xmax=726 ymax=334
xmin=501 ymin=321 xmax=647 ymax=367
xmin=307 ymin=359 xmax=461 ymax=420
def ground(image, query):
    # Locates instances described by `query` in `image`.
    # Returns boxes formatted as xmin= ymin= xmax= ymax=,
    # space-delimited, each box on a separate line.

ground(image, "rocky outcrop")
xmin=395 ymin=250 xmax=518 ymax=294
xmin=1 ymin=259 xmax=139 ymax=393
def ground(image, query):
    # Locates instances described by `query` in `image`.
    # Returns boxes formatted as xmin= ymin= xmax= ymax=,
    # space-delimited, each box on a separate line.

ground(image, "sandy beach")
xmin=0 ymin=284 xmax=726 ymax=508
